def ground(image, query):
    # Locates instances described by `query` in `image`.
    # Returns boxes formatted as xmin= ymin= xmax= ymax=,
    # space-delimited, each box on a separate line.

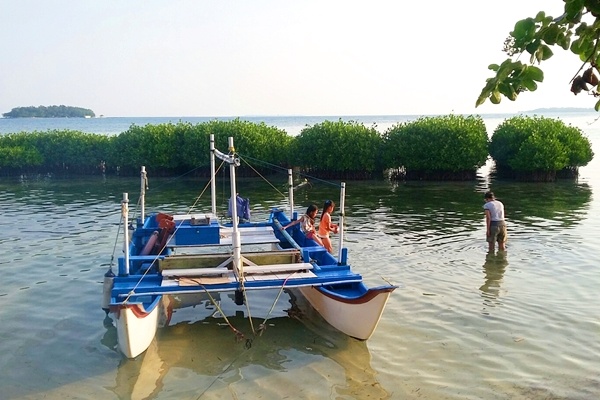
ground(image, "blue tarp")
xmin=228 ymin=195 xmax=250 ymax=221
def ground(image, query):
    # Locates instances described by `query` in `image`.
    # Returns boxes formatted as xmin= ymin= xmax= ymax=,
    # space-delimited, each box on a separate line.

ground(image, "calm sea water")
xmin=0 ymin=113 xmax=517 ymax=137
xmin=0 ymin=115 xmax=420 ymax=137
xmin=0 ymin=113 xmax=599 ymax=399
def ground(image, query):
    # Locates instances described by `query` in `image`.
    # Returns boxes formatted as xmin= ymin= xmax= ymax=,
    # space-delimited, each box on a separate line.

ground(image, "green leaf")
xmin=595 ymin=98 xmax=600 ymax=111
xmin=538 ymin=44 xmax=554 ymax=61
xmin=512 ymin=18 xmax=536 ymax=42
xmin=557 ymin=31 xmax=572 ymax=50
xmin=585 ymin=0 xmax=600 ymax=15
xmin=526 ymin=39 xmax=541 ymax=54
xmin=499 ymin=83 xmax=518 ymax=101
xmin=534 ymin=11 xmax=547 ymax=21
xmin=524 ymin=65 xmax=544 ymax=82
xmin=475 ymin=94 xmax=486 ymax=108
xmin=541 ymin=25 xmax=558 ymax=45
xmin=570 ymin=37 xmax=584 ymax=54
xmin=522 ymin=79 xmax=539 ymax=91
xmin=565 ymin=0 xmax=585 ymax=19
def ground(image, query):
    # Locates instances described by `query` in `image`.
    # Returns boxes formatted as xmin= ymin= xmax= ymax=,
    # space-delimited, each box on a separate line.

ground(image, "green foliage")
xmin=0 ymin=129 xmax=110 ymax=173
xmin=2 ymin=116 xmax=590 ymax=181
xmin=489 ymin=116 xmax=593 ymax=180
xmin=110 ymin=123 xmax=180 ymax=174
xmin=382 ymin=115 xmax=489 ymax=179
xmin=477 ymin=3 xmax=600 ymax=109
xmin=2 ymin=105 xmax=95 ymax=118
xmin=0 ymin=120 xmax=291 ymax=176
xmin=173 ymin=121 xmax=211 ymax=169
xmin=0 ymin=146 xmax=43 ymax=168
xmin=202 ymin=119 xmax=292 ymax=171
xmin=109 ymin=119 xmax=291 ymax=176
xmin=291 ymin=119 xmax=383 ymax=178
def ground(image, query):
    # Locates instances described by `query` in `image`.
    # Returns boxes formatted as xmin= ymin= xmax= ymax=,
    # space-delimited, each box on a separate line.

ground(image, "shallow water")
xmin=1 ymin=114 xmax=599 ymax=399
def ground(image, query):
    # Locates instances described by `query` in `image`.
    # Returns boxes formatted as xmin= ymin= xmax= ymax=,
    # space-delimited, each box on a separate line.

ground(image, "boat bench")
xmin=162 ymin=267 xmax=230 ymax=277
xmin=220 ymin=226 xmax=279 ymax=245
xmin=158 ymin=250 xmax=301 ymax=271
xmin=240 ymin=262 xmax=313 ymax=274
xmin=167 ymin=225 xmax=280 ymax=247
xmin=159 ymin=254 xmax=231 ymax=270
xmin=161 ymin=262 xmax=313 ymax=278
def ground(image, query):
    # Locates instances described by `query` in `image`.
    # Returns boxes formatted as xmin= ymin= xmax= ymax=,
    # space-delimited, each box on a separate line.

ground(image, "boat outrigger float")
xmin=101 ymin=135 xmax=398 ymax=358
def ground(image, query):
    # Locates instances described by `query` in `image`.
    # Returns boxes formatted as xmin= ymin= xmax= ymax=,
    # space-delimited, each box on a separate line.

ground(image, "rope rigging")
xmin=239 ymin=153 xmax=343 ymax=188
xmin=110 ymin=147 xmax=344 ymax=346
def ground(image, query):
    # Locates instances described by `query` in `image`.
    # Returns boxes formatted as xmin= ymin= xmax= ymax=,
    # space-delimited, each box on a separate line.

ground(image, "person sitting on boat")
xmin=283 ymin=204 xmax=324 ymax=246
xmin=228 ymin=193 xmax=250 ymax=223
xmin=317 ymin=199 xmax=338 ymax=253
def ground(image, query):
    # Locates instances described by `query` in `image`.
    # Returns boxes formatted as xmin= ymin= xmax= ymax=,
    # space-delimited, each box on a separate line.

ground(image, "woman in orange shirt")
xmin=317 ymin=200 xmax=338 ymax=253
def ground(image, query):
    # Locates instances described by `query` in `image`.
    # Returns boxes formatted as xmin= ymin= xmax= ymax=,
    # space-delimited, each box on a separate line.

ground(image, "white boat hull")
xmin=106 ymin=138 xmax=398 ymax=358
xmin=114 ymin=301 xmax=160 ymax=358
xmin=298 ymin=286 xmax=394 ymax=340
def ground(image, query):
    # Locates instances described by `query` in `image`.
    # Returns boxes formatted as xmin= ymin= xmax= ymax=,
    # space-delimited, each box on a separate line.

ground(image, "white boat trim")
xmin=114 ymin=302 xmax=160 ymax=359
xmin=298 ymin=286 xmax=393 ymax=340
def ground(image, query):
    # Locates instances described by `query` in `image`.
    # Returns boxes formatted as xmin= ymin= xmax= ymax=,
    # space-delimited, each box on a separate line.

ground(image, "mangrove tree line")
xmin=0 ymin=115 xmax=594 ymax=181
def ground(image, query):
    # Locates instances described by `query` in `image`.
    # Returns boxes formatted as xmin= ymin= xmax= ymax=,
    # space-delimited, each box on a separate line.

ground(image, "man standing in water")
xmin=483 ymin=191 xmax=507 ymax=252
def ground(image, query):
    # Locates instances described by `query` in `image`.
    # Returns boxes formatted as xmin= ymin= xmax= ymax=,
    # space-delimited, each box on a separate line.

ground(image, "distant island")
xmin=522 ymin=107 xmax=594 ymax=113
xmin=2 ymin=105 xmax=95 ymax=118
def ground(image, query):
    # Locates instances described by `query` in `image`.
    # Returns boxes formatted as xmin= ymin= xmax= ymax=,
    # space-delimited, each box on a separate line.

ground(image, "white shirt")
xmin=483 ymin=200 xmax=504 ymax=221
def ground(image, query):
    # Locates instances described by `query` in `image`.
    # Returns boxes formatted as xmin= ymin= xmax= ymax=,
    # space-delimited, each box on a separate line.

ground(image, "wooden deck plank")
xmin=162 ymin=268 xmax=229 ymax=277
xmin=219 ymin=235 xmax=280 ymax=245
xmin=244 ymin=270 xmax=316 ymax=281
xmin=178 ymin=275 xmax=233 ymax=285
xmin=240 ymin=262 xmax=313 ymax=274
xmin=161 ymin=262 xmax=313 ymax=279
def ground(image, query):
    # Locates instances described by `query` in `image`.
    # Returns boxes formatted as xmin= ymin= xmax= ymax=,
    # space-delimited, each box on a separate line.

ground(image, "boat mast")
xmin=337 ymin=182 xmax=345 ymax=262
xmin=213 ymin=137 xmax=241 ymax=272
xmin=288 ymin=168 xmax=294 ymax=219
xmin=122 ymin=193 xmax=130 ymax=276
xmin=140 ymin=166 xmax=146 ymax=222
xmin=210 ymin=135 xmax=217 ymax=216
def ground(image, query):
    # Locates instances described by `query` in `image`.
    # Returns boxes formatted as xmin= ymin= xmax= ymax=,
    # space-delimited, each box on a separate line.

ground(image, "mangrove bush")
xmin=291 ymin=120 xmax=383 ymax=179
xmin=0 ymin=130 xmax=110 ymax=175
xmin=383 ymin=115 xmax=489 ymax=180
xmin=104 ymin=119 xmax=292 ymax=176
xmin=489 ymin=116 xmax=594 ymax=181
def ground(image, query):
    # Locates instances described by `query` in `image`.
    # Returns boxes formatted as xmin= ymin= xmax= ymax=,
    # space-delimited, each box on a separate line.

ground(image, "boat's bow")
xmin=112 ymin=295 xmax=164 ymax=358
xmin=299 ymin=283 xmax=397 ymax=340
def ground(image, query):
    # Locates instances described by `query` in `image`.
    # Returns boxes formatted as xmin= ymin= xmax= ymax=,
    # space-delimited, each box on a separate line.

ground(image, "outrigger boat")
xmin=102 ymin=135 xmax=397 ymax=358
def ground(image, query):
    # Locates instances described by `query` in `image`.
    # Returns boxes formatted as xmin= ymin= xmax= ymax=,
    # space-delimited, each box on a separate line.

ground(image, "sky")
xmin=0 ymin=0 xmax=595 ymax=117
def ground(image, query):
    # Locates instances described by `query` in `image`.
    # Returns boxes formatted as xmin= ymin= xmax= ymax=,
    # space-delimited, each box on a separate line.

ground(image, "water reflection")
xmin=103 ymin=292 xmax=390 ymax=399
xmin=493 ymin=181 xmax=592 ymax=229
xmin=2 ymin=174 xmax=593 ymax=235
xmin=479 ymin=251 xmax=509 ymax=314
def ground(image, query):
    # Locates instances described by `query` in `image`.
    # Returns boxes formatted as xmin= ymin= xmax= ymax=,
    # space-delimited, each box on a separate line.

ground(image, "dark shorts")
xmin=487 ymin=221 xmax=507 ymax=243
